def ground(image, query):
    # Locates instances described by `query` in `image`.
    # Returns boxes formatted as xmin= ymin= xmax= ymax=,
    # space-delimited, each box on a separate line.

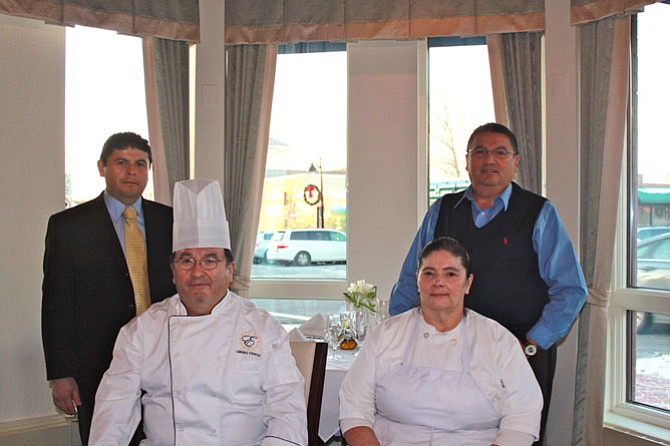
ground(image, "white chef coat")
xmin=339 ymin=308 xmax=542 ymax=446
xmin=90 ymin=291 xmax=308 ymax=446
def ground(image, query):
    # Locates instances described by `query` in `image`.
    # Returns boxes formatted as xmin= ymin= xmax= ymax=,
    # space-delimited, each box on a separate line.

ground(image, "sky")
xmin=269 ymin=51 xmax=348 ymax=172
xmin=636 ymin=3 xmax=670 ymax=185
xmin=428 ymin=44 xmax=495 ymax=182
xmin=65 ymin=26 xmax=151 ymax=204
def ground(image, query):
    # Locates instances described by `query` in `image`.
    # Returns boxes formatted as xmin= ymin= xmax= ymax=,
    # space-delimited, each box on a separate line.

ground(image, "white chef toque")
xmin=173 ymin=179 xmax=231 ymax=252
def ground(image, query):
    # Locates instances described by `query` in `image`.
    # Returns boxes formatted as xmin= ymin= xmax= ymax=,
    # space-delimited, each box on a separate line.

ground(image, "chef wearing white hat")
xmin=90 ymin=179 xmax=308 ymax=446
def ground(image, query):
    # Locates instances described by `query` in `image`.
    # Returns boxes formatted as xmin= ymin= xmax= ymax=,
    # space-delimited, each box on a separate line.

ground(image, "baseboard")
xmin=0 ymin=414 xmax=80 ymax=446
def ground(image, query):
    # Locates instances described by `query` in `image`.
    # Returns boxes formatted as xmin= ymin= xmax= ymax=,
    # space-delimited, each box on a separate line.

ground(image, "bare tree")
xmin=431 ymin=101 xmax=463 ymax=179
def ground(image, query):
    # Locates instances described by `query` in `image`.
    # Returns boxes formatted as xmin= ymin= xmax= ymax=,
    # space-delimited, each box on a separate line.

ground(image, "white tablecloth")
xmin=319 ymin=350 xmax=356 ymax=441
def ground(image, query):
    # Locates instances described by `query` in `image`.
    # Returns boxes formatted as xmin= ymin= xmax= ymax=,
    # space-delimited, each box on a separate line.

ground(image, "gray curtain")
xmin=497 ymin=31 xmax=543 ymax=194
xmin=572 ymin=16 xmax=630 ymax=446
xmin=143 ymin=37 xmax=190 ymax=204
xmin=0 ymin=0 xmax=199 ymax=42
xmin=572 ymin=18 xmax=614 ymax=444
xmin=224 ymin=44 xmax=277 ymax=297
xmin=152 ymin=37 xmax=190 ymax=196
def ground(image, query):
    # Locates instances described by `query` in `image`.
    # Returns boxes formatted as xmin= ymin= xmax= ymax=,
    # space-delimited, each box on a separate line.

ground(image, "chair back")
xmin=290 ymin=341 xmax=328 ymax=446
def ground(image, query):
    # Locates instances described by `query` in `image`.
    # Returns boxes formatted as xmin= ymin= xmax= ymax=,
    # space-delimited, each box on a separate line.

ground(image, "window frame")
xmin=250 ymin=43 xmax=349 ymax=301
xmin=605 ymin=9 xmax=670 ymax=440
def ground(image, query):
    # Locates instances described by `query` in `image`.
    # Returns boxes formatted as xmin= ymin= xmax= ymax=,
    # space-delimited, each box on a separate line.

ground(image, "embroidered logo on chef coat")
xmin=236 ymin=329 xmax=261 ymax=357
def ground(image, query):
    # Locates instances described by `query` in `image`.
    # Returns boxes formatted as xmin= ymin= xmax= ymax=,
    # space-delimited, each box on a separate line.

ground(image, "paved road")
xmin=251 ymin=262 xmax=346 ymax=280
xmin=638 ymin=325 xmax=670 ymax=362
xmin=635 ymin=325 xmax=670 ymax=409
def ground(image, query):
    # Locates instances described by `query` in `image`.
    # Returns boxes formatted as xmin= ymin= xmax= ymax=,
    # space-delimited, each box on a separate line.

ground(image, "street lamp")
xmin=308 ymin=159 xmax=324 ymax=228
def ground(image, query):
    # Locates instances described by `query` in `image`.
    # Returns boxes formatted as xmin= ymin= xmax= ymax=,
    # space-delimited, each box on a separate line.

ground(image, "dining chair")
xmin=290 ymin=341 xmax=328 ymax=446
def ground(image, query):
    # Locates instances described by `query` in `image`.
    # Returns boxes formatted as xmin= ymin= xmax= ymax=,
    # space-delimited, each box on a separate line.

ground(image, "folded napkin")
xmin=288 ymin=327 xmax=307 ymax=341
xmin=298 ymin=313 xmax=326 ymax=338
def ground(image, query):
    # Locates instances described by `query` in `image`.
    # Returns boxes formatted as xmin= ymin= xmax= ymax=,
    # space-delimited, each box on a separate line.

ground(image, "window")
xmin=427 ymin=37 xmax=495 ymax=203
xmin=251 ymin=48 xmax=346 ymax=280
xmin=252 ymin=40 xmax=498 ymax=327
xmin=250 ymin=46 xmax=348 ymax=323
xmin=608 ymin=2 xmax=670 ymax=435
xmin=65 ymin=25 xmax=152 ymax=207
xmin=627 ymin=2 xmax=670 ymax=414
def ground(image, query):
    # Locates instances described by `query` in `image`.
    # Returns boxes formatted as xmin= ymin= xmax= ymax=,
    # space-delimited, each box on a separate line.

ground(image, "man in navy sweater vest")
xmin=390 ymin=123 xmax=588 ymax=445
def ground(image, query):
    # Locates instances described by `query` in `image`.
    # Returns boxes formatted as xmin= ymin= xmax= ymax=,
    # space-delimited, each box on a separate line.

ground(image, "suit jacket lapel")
xmin=91 ymin=193 xmax=127 ymax=269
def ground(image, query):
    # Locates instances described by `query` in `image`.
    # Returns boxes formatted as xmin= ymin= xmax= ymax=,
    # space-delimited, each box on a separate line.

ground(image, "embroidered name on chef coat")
xmin=236 ymin=329 xmax=261 ymax=357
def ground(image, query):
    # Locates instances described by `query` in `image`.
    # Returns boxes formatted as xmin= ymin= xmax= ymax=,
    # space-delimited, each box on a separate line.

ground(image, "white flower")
xmin=344 ymin=279 xmax=377 ymax=311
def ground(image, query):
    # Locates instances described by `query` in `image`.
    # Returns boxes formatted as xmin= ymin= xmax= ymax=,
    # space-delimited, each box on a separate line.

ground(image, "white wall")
xmin=0 ymin=13 xmax=65 ymax=418
xmin=544 ymin=1 xmax=582 ymax=445
xmin=0 ymin=13 xmax=78 ymax=444
xmin=193 ymin=0 xmax=225 ymax=183
xmin=347 ymin=40 xmax=422 ymax=298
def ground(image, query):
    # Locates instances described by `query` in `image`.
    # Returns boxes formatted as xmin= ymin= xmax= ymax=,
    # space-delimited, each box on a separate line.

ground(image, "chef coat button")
xmin=210 ymin=428 xmax=217 ymax=434
xmin=174 ymin=352 xmax=180 ymax=358
xmin=423 ymin=332 xmax=429 ymax=339
xmin=451 ymin=338 xmax=457 ymax=345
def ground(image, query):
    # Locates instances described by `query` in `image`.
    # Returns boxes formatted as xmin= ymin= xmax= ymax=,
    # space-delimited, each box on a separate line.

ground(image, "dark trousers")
xmin=526 ymin=344 xmax=557 ymax=446
xmin=76 ymin=403 xmax=93 ymax=446
xmin=76 ymin=403 xmax=144 ymax=446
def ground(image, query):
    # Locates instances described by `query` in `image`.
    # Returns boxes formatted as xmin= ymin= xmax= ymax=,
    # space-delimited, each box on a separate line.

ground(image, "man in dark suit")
xmin=41 ymin=132 xmax=176 ymax=446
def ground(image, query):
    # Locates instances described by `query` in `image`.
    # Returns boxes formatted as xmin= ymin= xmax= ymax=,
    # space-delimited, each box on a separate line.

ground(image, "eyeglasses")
xmin=467 ymin=147 xmax=516 ymax=159
xmin=173 ymin=256 xmax=225 ymax=271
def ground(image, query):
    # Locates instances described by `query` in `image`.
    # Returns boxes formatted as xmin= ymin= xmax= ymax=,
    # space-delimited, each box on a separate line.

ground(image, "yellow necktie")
xmin=123 ymin=206 xmax=151 ymax=315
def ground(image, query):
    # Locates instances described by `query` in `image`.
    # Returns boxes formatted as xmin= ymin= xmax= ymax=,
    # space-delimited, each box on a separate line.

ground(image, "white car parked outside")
xmin=266 ymin=229 xmax=346 ymax=266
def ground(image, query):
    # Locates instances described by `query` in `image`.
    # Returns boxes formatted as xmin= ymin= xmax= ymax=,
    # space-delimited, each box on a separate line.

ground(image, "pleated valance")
xmin=571 ymin=0 xmax=658 ymax=24
xmin=225 ymin=0 xmax=546 ymax=44
xmin=0 ymin=0 xmax=199 ymax=42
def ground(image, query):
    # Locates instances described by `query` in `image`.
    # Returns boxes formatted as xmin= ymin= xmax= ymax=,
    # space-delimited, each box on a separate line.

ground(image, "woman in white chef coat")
xmin=339 ymin=237 xmax=542 ymax=446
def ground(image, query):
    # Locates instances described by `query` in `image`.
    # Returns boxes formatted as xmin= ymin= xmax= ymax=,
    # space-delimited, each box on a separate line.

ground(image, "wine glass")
xmin=324 ymin=313 xmax=342 ymax=359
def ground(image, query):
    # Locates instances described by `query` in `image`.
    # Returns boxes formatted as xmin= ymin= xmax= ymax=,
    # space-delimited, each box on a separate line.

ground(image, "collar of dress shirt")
xmin=454 ymin=182 xmax=513 ymax=211
xmin=103 ymin=191 xmax=144 ymax=224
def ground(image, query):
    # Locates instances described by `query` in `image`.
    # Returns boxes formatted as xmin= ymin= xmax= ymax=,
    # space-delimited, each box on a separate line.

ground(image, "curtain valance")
xmin=571 ymin=0 xmax=658 ymax=25
xmin=0 ymin=0 xmax=199 ymax=42
xmin=225 ymin=0 xmax=545 ymax=44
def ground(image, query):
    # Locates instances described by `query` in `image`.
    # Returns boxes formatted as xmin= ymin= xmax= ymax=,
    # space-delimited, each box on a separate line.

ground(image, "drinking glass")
xmin=341 ymin=309 xmax=366 ymax=348
xmin=324 ymin=313 xmax=342 ymax=359
xmin=375 ymin=298 xmax=390 ymax=324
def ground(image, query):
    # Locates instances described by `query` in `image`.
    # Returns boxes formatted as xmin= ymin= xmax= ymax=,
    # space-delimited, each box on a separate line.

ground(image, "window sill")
xmin=604 ymin=411 xmax=670 ymax=444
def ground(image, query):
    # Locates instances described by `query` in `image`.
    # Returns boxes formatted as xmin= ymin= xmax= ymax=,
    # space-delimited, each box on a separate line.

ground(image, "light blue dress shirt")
xmin=389 ymin=183 xmax=588 ymax=349
xmin=103 ymin=192 xmax=146 ymax=255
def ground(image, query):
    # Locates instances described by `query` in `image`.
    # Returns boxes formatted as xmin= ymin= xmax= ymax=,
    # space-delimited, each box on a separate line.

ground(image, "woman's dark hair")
xmin=417 ymin=236 xmax=472 ymax=276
